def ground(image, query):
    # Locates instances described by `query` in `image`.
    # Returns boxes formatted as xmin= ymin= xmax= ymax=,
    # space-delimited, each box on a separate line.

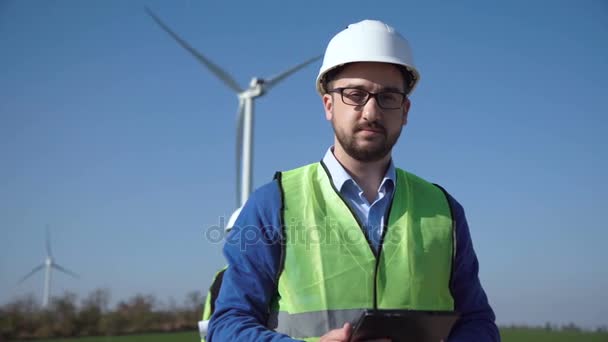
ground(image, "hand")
xmin=319 ymin=322 xmax=391 ymax=342
xmin=320 ymin=323 xmax=351 ymax=342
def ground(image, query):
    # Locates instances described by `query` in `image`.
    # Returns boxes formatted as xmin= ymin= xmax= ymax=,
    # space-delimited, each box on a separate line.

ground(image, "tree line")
xmin=0 ymin=288 xmax=204 ymax=340
xmin=3 ymin=289 xmax=606 ymax=340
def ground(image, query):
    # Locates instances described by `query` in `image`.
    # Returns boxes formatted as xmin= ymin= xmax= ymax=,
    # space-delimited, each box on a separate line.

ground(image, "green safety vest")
xmin=268 ymin=162 xmax=456 ymax=341
xmin=200 ymin=267 xmax=226 ymax=342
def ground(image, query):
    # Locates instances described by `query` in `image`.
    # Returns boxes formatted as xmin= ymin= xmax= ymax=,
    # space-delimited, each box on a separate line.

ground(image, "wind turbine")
xmin=18 ymin=225 xmax=79 ymax=308
xmin=145 ymin=7 xmax=321 ymax=209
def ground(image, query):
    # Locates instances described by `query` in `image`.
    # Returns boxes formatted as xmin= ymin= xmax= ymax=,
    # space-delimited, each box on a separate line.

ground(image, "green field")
xmin=500 ymin=328 xmax=608 ymax=342
xmin=25 ymin=329 xmax=608 ymax=342
xmin=21 ymin=331 xmax=198 ymax=342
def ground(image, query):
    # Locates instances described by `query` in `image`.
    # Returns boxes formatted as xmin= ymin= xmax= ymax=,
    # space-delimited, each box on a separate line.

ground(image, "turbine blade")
xmin=45 ymin=224 xmax=52 ymax=257
xmin=144 ymin=7 xmax=243 ymax=93
xmin=265 ymin=55 xmax=322 ymax=90
xmin=235 ymin=100 xmax=244 ymax=208
xmin=53 ymin=264 xmax=79 ymax=279
xmin=18 ymin=264 xmax=44 ymax=284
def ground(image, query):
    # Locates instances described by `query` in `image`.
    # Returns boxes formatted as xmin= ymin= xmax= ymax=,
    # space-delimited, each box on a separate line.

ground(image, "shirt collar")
xmin=322 ymin=146 xmax=396 ymax=193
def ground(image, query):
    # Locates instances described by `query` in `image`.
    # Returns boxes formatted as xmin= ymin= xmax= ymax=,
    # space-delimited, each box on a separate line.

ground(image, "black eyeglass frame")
xmin=327 ymin=87 xmax=407 ymax=110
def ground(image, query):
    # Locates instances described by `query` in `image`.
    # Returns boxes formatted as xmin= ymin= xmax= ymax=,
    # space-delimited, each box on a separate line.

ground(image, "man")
xmin=207 ymin=19 xmax=500 ymax=341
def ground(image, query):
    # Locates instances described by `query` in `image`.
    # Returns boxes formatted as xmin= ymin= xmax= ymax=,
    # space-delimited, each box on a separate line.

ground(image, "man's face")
xmin=323 ymin=62 xmax=411 ymax=162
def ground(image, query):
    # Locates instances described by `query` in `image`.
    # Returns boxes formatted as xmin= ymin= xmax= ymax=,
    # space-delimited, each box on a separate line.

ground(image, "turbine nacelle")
xmin=239 ymin=79 xmax=265 ymax=98
xmin=248 ymin=78 xmax=266 ymax=96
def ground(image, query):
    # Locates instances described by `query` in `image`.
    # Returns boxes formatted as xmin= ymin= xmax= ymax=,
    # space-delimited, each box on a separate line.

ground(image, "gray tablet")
xmin=349 ymin=309 xmax=460 ymax=342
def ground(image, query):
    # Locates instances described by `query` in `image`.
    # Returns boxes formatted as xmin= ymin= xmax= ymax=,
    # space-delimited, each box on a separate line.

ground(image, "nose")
xmin=361 ymin=96 xmax=382 ymax=122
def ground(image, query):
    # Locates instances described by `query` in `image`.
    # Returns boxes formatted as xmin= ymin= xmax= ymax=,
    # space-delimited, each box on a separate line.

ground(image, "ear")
xmin=323 ymin=94 xmax=334 ymax=121
xmin=401 ymin=98 xmax=411 ymax=126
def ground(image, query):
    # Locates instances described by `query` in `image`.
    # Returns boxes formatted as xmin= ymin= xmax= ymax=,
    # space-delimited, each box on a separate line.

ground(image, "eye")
xmin=342 ymin=89 xmax=368 ymax=103
xmin=378 ymin=92 xmax=403 ymax=106
xmin=379 ymin=92 xmax=398 ymax=102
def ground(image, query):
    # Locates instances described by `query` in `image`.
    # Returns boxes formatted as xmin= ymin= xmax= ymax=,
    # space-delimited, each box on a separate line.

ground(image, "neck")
xmin=332 ymin=144 xmax=391 ymax=202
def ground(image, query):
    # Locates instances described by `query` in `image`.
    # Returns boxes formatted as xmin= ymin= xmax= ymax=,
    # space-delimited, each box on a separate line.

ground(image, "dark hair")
xmin=322 ymin=63 xmax=415 ymax=95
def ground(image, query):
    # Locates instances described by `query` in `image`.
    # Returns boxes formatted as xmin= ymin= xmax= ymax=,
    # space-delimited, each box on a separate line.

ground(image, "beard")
xmin=332 ymin=117 xmax=402 ymax=162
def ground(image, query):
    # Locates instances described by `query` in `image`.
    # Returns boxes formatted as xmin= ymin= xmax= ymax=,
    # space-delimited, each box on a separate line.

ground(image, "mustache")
xmin=356 ymin=122 xmax=386 ymax=133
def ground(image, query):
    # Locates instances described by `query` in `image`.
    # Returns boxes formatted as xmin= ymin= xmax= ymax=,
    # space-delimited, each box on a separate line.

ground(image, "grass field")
xmin=25 ymin=329 xmax=608 ymax=342
xmin=24 ymin=331 xmax=197 ymax=342
xmin=500 ymin=328 xmax=608 ymax=342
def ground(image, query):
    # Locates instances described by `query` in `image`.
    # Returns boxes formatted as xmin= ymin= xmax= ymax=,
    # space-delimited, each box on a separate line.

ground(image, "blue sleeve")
xmin=207 ymin=181 xmax=302 ymax=342
xmin=445 ymin=192 xmax=501 ymax=342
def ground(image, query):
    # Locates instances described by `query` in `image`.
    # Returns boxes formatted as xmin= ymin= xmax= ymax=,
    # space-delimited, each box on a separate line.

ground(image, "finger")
xmin=320 ymin=323 xmax=351 ymax=341
xmin=336 ymin=322 xmax=351 ymax=340
xmin=343 ymin=322 xmax=352 ymax=336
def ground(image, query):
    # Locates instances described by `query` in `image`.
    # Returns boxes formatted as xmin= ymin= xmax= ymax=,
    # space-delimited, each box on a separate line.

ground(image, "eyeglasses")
xmin=328 ymin=87 xmax=406 ymax=110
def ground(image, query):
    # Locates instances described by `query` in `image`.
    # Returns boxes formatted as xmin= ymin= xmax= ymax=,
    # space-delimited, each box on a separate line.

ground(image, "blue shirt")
xmin=321 ymin=147 xmax=396 ymax=253
xmin=207 ymin=152 xmax=501 ymax=342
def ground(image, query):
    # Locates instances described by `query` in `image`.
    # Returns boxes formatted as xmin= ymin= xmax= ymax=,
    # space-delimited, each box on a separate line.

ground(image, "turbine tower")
xmin=145 ymin=7 xmax=321 ymax=209
xmin=18 ymin=225 xmax=79 ymax=307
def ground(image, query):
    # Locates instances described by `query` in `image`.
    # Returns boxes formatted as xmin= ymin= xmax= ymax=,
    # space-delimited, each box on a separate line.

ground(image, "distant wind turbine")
xmin=145 ymin=7 xmax=321 ymax=209
xmin=18 ymin=225 xmax=79 ymax=308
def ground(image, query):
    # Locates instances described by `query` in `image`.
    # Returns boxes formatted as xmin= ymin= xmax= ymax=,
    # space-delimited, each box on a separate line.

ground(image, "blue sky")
xmin=1 ymin=0 xmax=607 ymax=329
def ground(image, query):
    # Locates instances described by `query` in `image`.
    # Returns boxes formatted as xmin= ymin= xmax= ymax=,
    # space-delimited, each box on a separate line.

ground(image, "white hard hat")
xmin=316 ymin=19 xmax=420 ymax=96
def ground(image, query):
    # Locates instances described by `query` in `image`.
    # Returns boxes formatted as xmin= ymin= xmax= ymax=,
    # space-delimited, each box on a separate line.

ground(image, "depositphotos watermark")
xmin=203 ymin=216 xmax=410 ymax=252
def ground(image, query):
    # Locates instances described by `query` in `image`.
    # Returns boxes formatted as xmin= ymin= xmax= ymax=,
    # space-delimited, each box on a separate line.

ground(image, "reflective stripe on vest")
xmin=270 ymin=162 xmax=455 ymax=340
xmin=268 ymin=308 xmax=364 ymax=339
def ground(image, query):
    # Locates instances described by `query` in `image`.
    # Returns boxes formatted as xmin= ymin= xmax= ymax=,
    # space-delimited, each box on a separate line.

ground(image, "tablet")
xmin=349 ymin=309 xmax=459 ymax=342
